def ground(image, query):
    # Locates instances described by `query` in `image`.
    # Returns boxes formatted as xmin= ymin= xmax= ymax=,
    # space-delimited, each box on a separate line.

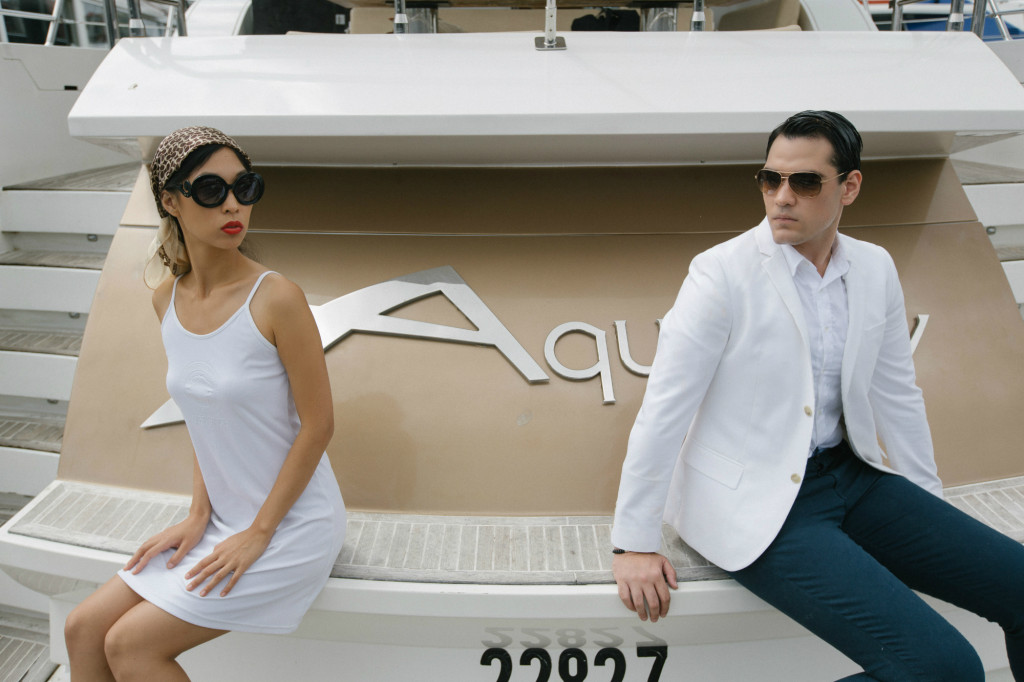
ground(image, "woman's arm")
xmin=184 ymin=274 xmax=334 ymax=597
xmin=123 ymin=279 xmax=214 ymax=574
xmin=151 ymin=276 xmax=174 ymax=320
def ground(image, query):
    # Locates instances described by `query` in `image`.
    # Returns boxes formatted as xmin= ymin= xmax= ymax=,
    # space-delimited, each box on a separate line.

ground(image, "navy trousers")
xmin=728 ymin=442 xmax=1024 ymax=681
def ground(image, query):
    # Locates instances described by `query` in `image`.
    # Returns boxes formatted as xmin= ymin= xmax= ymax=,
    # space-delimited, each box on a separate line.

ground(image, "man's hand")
xmin=612 ymin=551 xmax=679 ymax=622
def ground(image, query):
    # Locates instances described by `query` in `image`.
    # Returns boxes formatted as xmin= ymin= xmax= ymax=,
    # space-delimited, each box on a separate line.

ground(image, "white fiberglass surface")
xmin=67 ymin=31 xmax=1024 ymax=164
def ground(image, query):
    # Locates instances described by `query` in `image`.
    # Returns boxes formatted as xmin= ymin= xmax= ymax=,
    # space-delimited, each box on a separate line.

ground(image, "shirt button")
xmin=791 ymin=474 xmax=802 ymax=484
xmin=804 ymin=406 xmax=813 ymax=416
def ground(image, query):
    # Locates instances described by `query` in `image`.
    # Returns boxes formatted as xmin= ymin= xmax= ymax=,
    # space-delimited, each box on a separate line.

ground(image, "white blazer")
xmin=611 ymin=219 xmax=943 ymax=572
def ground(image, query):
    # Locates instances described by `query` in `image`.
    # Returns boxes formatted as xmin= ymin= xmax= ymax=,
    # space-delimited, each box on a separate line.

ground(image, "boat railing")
xmin=0 ymin=0 xmax=183 ymax=48
xmin=0 ymin=0 xmax=68 ymax=46
xmin=889 ymin=0 xmax=1022 ymax=41
xmin=984 ymin=0 xmax=1024 ymax=40
xmin=890 ymin=0 xmax=975 ymax=34
xmin=120 ymin=0 xmax=188 ymax=42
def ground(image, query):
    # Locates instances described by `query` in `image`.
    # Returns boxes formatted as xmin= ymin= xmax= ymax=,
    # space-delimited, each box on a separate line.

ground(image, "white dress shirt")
xmin=781 ymin=239 xmax=849 ymax=456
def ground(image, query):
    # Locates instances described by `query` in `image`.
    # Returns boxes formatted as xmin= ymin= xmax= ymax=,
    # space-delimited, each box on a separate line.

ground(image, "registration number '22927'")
xmin=479 ymin=627 xmax=668 ymax=681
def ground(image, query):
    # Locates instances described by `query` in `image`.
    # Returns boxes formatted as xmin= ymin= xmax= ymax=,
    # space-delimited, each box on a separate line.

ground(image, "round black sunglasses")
xmin=176 ymin=172 xmax=265 ymax=208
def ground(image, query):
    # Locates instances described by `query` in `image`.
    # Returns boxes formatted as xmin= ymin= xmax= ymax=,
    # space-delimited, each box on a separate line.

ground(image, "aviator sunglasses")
xmin=176 ymin=172 xmax=265 ymax=208
xmin=755 ymin=169 xmax=846 ymax=198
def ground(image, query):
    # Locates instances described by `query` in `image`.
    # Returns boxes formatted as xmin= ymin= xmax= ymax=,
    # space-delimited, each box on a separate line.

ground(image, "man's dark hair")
xmin=766 ymin=110 xmax=863 ymax=178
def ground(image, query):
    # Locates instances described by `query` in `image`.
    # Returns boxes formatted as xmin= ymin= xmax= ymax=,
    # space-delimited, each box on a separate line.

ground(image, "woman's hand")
xmin=124 ymin=512 xmax=209 ymax=575
xmin=184 ymin=526 xmax=273 ymax=597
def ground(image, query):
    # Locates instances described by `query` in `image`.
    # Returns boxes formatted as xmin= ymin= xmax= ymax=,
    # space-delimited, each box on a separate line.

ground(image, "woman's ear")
xmin=161 ymin=190 xmax=180 ymax=218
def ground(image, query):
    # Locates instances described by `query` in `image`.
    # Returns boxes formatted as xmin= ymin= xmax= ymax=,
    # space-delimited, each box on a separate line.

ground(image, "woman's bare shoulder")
xmin=254 ymin=271 xmax=308 ymax=310
xmin=151 ymin=276 xmax=175 ymax=320
xmin=249 ymin=271 xmax=314 ymax=345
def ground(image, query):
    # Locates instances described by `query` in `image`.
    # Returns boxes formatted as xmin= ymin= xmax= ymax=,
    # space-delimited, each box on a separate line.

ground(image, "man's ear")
xmin=840 ymin=170 xmax=862 ymax=206
xmin=161 ymin=190 xmax=180 ymax=218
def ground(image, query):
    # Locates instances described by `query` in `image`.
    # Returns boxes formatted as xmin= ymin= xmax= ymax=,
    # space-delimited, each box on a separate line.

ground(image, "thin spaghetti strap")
xmin=244 ymin=271 xmax=278 ymax=307
xmin=163 ymin=275 xmax=183 ymax=324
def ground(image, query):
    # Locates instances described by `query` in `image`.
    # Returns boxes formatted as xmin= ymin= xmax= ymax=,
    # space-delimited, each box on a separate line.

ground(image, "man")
xmin=611 ymin=111 xmax=1024 ymax=681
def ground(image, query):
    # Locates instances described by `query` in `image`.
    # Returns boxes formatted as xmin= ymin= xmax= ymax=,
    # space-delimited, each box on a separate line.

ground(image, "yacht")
xmin=1 ymin=0 xmax=1023 ymax=679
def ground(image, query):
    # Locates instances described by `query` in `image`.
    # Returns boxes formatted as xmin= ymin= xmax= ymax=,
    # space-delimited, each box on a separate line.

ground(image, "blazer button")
xmin=804 ymin=406 xmax=813 ymax=416
xmin=791 ymin=474 xmax=802 ymax=484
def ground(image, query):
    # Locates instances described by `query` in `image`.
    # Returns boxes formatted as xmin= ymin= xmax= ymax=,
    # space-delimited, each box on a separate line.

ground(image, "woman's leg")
xmin=104 ymin=599 xmax=226 ymax=682
xmin=65 ymin=577 xmax=145 ymax=682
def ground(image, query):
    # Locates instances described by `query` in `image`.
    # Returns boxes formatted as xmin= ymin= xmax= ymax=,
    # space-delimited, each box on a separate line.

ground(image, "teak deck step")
xmin=0 ymin=413 xmax=65 ymax=454
xmin=0 ymin=250 xmax=106 ymax=270
xmin=3 ymin=163 xmax=140 ymax=193
xmin=8 ymin=476 xmax=1024 ymax=586
xmin=0 ymin=610 xmax=58 ymax=682
xmin=946 ymin=155 xmax=1024 ymax=183
xmin=0 ymin=328 xmax=82 ymax=356
xmin=0 ymin=493 xmax=33 ymax=527
xmin=1 ymin=163 xmax=137 ymax=238
xmin=952 ymin=159 xmax=1024 ymax=186
xmin=997 ymin=245 xmax=1024 ymax=262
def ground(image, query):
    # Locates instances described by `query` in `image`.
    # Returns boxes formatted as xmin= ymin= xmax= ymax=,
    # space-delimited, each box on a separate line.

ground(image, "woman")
xmin=64 ymin=126 xmax=346 ymax=681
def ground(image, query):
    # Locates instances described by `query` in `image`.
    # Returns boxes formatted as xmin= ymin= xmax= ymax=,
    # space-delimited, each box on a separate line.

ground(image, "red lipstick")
xmin=222 ymin=221 xmax=243 ymax=235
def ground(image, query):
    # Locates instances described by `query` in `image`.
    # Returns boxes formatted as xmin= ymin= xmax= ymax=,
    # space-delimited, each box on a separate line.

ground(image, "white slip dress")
xmin=119 ymin=271 xmax=346 ymax=634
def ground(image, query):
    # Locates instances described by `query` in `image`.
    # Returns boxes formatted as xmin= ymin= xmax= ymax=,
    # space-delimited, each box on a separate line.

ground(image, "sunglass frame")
xmin=178 ymin=172 xmax=265 ymax=208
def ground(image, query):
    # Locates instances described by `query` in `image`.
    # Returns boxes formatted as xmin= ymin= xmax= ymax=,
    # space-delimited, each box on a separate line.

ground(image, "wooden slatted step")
xmin=997 ymin=245 xmax=1024 ymax=262
xmin=0 ymin=267 xmax=100 ymax=315
xmin=9 ymin=477 xmax=1024 ymax=586
xmin=0 ymin=328 xmax=81 ymax=356
xmin=3 ymin=163 xmax=140 ymax=193
xmin=953 ymin=159 xmax=1024 ymax=186
xmin=0 ymin=610 xmax=58 ymax=682
xmin=1 ymin=163 xmax=139 ymax=239
xmin=0 ymin=413 xmax=64 ymax=454
xmin=0 ymin=250 xmax=105 ymax=270
xmin=0 ymin=493 xmax=33 ymax=527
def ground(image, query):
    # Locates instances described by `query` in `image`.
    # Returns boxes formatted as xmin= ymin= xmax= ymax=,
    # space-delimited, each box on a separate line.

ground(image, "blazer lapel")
xmin=841 ymin=239 xmax=863 ymax=403
xmin=755 ymin=220 xmax=810 ymax=351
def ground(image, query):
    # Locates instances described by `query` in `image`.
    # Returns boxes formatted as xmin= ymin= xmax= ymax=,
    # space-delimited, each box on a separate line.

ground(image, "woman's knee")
xmin=103 ymin=619 xmax=138 ymax=674
xmin=64 ymin=601 xmax=104 ymax=655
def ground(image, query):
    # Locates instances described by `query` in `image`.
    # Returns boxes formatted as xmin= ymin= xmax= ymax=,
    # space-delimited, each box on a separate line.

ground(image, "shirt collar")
xmin=780 ymin=236 xmax=850 ymax=282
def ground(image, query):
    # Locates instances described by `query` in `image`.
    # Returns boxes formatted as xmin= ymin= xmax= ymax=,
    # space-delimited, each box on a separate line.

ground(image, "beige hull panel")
xmin=60 ymin=159 xmax=1024 ymax=513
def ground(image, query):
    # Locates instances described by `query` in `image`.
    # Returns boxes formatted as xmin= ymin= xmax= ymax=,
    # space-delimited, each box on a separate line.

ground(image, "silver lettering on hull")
xmin=545 ymin=322 xmax=616 ymax=404
xmin=910 ymin=314 xmax=929 ymax=355
xmin=140 ymin=268 xmax=932 ymax=429
xmin=614 ymin=320 xmax=654 ymax=377
xmin=143 ymin=266 xmax=546 ymax=429
xmin=311 ymin=265 xmax=548 ymax=383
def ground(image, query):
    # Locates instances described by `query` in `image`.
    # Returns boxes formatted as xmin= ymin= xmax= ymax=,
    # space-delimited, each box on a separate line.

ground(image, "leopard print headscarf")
xmin=149 ymin=126 xmax=252 ymax=218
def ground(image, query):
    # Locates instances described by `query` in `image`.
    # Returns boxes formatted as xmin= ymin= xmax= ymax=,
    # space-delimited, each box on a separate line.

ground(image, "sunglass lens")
xmin=756 ymin=170 xmax=782 ymax=193
xmin=234 ymin=173 xmax=264 ymax=205
xmin=190 ymin=176 xmax=229 ymax=207
xmin=789 ymin=173 xmax=822 ymax=197
xmin=755 ymin=170 xmax=825 ymax=197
